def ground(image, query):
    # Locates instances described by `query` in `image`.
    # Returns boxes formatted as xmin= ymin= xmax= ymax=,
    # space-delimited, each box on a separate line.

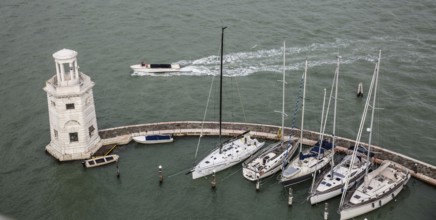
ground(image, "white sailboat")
xmin=190 ymin=27 xmax=265 ymax=180
xmin=279 ymin=59 xmax=334 ymax=187
xmin=242 ymin=41 xmax=298 ymax=181
xmin=338 ymin=51 xmax=411 ymax=219
xmin=308 ymin=55 xmax=372 ymax=204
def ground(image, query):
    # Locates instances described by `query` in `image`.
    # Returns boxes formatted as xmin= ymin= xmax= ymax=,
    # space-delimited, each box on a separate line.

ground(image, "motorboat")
xmin=133 ymin=134 xmax=174 ymax=144
xmin=130 ymin=63 xmax=181 ymax=73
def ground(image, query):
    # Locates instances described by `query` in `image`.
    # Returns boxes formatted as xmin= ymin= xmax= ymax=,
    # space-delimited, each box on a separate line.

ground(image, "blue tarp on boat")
xmin=146 ymin=135 xmax=172 ymax=141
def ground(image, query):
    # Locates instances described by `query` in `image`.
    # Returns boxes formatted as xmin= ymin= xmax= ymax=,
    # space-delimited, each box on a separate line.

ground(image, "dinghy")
xmin=83 ymin=154 xmax=119 ymax=168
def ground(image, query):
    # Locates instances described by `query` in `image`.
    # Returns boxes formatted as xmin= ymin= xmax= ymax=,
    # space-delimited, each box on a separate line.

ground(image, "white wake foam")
xmin=131 ymin=38 xmax=382 ymax=77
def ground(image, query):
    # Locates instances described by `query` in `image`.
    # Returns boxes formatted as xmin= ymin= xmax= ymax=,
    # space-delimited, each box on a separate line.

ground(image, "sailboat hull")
xmin=340 ymin=174 xmax=410 ymax=220
xmin=243 ymin=162 xmax=282 ymax=181
xmin=280 ymin=150 xmax=332 ymax=187
xmin=340 ymin=160 xmax=411 ymax=220
xmin=192 ymin=134 xmax=265 ymax=179
xmin=310 ymin=173 xmax=365 ymax=205
xmin=311 ymin=187 xmax=341 ymax=205
xmin=192 ymin=158 xmax=242 ymax=179
xmin=310 ymin=158 xmax=370 ymax=205
xmin=242 ymin=140 xmax=298 ymax=181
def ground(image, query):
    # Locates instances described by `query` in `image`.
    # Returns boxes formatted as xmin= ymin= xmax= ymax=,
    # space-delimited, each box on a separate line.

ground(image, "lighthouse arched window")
xmin=69 ymin=132 xmax=78 ymax=142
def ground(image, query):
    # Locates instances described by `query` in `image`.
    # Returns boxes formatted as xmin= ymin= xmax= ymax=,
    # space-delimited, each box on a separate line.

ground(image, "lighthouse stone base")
xmin=45 ymin=141 xmax=102 ymax=161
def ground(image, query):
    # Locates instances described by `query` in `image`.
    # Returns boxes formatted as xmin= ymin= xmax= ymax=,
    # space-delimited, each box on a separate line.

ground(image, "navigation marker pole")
xmin=116 ymin=161 xmax=120 ymax=178
xmin=159 ymin=165 xmax=163 ymax=184
xmin=211 ymin=170 xmax=217 ymax=189
xmin=324 ymin=202 xmax=329 ymax=220
xmin=256 ymin=174 xmax=260 ymax=192
xmin=288 ymin=188 xmax=293 ymax=206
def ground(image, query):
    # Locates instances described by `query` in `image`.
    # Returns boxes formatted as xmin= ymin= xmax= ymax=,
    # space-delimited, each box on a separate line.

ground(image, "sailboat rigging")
xmin=338 ymin=51 xmax=411 ymax=219
xmin=308 ymin=55 xmax=373 ymax=205
xmin=190 ymin=27 xmax=265 ymax=180
xmin=242 ymin=41 xmax=298 ymax=181
xmin=279 ymin=59 xmax=334 ymax=187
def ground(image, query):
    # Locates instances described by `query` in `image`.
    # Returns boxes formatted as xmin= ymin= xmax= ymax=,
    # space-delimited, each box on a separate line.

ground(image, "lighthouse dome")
xmin=53 ymin=49 xmax=78 ymax=60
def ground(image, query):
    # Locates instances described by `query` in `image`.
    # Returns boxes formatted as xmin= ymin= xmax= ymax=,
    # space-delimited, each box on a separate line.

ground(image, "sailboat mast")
xmin=339 ymin=55 xmax=377 ymax=208
xmin=299 ymin=59 xmax=308 ymax=154
xmin=330 ymin=56 xmax=340 ymax=176
xmin=219 ymin=27 xmax=227 ymax=153
xmin=281 ymin=41 xmax=286 ymax=141
xmin=366 ymin=50 xmax=381 ymax=174
xmin=319 ymin=88 xmax=327 ymax=141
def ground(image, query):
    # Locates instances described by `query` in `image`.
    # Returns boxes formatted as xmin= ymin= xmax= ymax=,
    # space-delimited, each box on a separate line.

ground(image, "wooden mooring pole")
xmin=159 ymin=165 xmax=163 ymax=184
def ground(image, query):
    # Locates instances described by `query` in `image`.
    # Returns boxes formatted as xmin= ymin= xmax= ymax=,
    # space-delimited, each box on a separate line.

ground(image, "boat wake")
xmin=131 ymin=38 xmax=381 ymax=77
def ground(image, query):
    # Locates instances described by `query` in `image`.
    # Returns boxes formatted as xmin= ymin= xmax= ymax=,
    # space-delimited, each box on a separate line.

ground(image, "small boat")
xmin=132 ymin=134 xmax=174 ymax=144
xmin=130 ymin=63 xmax=181 ymax=73
xmin=83 ymin=154 xmax=119 ymax=168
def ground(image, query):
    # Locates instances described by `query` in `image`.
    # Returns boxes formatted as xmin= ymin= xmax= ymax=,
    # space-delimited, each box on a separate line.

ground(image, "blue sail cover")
xmin=299 ymin=139 xmax=333 ymax=160
xmin=316 ymin=139 xmax=333 ymax=150
xmin=349 ymin=145 xmax=374 ymax=157
xmin=299 ymin=146 xmax=325 ymax=160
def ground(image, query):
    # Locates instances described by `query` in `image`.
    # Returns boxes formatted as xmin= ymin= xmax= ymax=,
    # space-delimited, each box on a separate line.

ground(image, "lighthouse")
xmin=43 ymin=49 xmax=101 ymax=161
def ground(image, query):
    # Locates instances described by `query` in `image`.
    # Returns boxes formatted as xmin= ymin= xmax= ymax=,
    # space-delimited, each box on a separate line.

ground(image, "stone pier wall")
xmin=98 ymin=121 xmax=436 ymax=184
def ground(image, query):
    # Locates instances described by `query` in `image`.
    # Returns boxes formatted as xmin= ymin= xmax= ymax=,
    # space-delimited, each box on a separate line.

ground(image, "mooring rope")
xmin=167 ymin=167 xmax=192 ymax=178
xmin=218 ymin=167 xmax=243 ymax=183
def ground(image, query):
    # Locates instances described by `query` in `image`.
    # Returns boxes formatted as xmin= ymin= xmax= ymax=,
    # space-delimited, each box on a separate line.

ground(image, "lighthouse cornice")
xmin=44 ymin=72 xmax=95 ymax=97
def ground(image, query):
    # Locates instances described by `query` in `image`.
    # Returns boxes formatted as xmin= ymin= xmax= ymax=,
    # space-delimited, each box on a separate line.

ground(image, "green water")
xmin=1 ymin=0 xmax=435 ymax=219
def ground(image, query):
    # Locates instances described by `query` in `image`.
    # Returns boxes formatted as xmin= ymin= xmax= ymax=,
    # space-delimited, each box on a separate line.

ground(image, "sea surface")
xmin=0 ymin=0 xmax=435 ymax=219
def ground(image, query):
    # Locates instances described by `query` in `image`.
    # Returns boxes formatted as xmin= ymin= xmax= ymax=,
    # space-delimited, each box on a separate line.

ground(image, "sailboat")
xmin=279 ymin=59 xmax=334 ymax=187
xmin=242 ymin=41 xmax=298 ymax=181
xmin=309 ymin=56 xmax=372 ymax=205
xmin=338 ymin=51 xmax=411 ymax=219
xmin=190 ymin=27 xmax=265 ymax=180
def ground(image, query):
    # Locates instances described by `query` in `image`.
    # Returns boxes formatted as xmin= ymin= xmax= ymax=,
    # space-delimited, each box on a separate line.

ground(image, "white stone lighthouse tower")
xmin=44 ymin=49 xmax=101 ymax=161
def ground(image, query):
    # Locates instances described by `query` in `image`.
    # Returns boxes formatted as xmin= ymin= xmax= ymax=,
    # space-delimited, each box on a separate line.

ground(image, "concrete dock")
xmin=97 ymin=121 xmax=436 ymax=186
